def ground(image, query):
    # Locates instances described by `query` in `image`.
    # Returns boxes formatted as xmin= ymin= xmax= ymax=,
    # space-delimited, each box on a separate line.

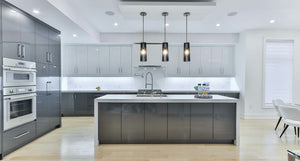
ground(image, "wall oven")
xmin=3 ymin=58 xmax=36 ymax=87
xmin=3 ymin=58 xmax=37 ymax=131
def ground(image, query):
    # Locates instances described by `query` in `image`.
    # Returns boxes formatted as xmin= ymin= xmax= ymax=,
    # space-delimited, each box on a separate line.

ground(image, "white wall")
xmin=237 ymin=29 xmax=300 ymax=119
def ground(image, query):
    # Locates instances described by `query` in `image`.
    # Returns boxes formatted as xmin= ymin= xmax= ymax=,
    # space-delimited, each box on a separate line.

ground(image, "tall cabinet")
xmin=0 ymin=0 xmax=61 ymax=158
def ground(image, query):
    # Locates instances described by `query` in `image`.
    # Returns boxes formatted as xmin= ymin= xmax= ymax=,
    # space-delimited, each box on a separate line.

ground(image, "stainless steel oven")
xmin=3 ymin=86 xmax=36 ymax=131
xmin=3 ymin=58 xmax=36 ymax=87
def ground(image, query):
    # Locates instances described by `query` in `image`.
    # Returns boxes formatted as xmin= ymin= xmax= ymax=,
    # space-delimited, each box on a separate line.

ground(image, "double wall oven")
xmin=3 ymin=58 xmax=37 ymax=131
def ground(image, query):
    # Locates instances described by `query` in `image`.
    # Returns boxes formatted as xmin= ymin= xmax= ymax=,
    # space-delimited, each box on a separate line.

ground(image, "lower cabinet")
xmin=61 ymin=93 xmax=104 ymax=116
xmin=36 ymin=92 xmax=61 ymax=137
xmin=191 ymin=103 xmax=213 ymax=140
xmin=122 ymin=104 xmax=145 ymax=143
xmin=98 ymin=103 xmax=122 ymax=143
xmin=98 ymin=103 xmax=236 ymax=144
xmin=145 ymin=104 xmax=167 ymax=142
xmin=3 ymin=121 xmax=36 ymax=155
xmin=167 ymin=103 xmax=190 ymax=141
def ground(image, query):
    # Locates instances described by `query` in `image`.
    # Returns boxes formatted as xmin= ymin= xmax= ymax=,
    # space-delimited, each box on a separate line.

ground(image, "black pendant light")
xmin=162 ymin=12 xmax=169 ymax=62
xmin=140 ymin=12 xmax=147 ymax=62
xmin=183 ymin=12 xmax=190 ymax=62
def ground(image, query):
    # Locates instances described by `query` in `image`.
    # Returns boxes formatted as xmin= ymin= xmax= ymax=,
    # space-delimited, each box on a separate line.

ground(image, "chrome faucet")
xmin=145 ymin=72 xmax=153 ymax=93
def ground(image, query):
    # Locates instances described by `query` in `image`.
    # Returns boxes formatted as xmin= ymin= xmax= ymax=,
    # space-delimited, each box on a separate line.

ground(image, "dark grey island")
xmin=94 ymin=94 xmax=239 ymax=145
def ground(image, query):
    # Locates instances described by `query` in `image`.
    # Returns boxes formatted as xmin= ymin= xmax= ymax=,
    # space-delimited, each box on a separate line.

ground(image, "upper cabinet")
xmin=2 ymin=4 xmax=35 ymax=61
xmin=35 ymin=22 xmax=61 ymax=66
xmin=166 ymin=46 xmax=190 ymax=77
xmin=63 ymin=45 xmax=132 ymax=77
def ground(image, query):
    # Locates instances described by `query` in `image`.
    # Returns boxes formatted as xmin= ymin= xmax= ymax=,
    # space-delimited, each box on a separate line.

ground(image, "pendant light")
xmin=183 ymin=12 xmax=190 ymax=62
xmin=162 ymin=12 xmax=169 ymax=62
xmin=140 ymin=12 xmax=147 ymax=62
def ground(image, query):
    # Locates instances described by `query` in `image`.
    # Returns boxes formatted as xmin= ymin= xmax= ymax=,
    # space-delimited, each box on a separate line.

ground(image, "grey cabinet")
xmin=36 ymin=22 xmax=60 ymax=66
xmin=122 ymin=103 xmax=145 ymax=142
xmin=36 ymin=62 xmax=61 ymax=137
xmin=3 ymin=121 xmax=36 ymax=155
xmin=74 ymin=93 xmax=89 ymax=115
xmin=214 ymin=103 xmax=236 ymax=140
xmin=98 ymin=103 xmax=122 ymax=143
xmin=167 ymin=103 xmax=190 ymax=141
xmin=61 ymin=93 xmax=75 ymax=116
xmin=2 ymin=4 xmax=35 ymax=61
xmin=145 ymin=104 xmax=167 ymax=142
xmin=191 ymin=103 xmax=213 ymax=140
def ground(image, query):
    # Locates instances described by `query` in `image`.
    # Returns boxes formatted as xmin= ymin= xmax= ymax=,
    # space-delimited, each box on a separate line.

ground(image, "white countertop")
xmin=95 ymin=94 xmax=238 ymax=103
xmin=62 ymin=89 xmax=240 ymax=93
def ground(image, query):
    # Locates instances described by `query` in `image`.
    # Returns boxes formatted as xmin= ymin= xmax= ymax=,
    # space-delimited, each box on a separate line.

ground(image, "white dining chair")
xmin=278 ymin=105 xmax=300 ymax=138
xmin=273 ymin=99 xmax=285 ymax=130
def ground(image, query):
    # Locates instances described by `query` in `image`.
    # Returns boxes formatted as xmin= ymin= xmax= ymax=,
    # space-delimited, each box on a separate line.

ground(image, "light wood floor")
xmin=3 ymin=117 xmax=300 ymax=161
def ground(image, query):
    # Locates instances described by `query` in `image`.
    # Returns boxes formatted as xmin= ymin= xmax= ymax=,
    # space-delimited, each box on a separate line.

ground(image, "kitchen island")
xmin=94 ymin=94 xmax=240 ymax=145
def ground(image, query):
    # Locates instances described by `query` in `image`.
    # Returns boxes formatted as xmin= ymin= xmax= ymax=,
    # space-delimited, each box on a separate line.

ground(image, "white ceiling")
xmin=6 ymin=0 xmax=300 ymax=44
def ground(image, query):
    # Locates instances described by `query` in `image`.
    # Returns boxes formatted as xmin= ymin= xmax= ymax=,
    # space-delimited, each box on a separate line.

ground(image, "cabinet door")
xmin=36 ymin=63 xmax=48 ymax=91
xmin=48 ymin=92 xmax=61 ymax=128
xmin=214 ymin=103 xmax=236 ymax=140
xmin=36 ymin=92 xmax=50 ymax=136
xmin=189 ymin=47 xmax=201 ymax=76
xmin=200 ymin=47 xmax=211 ymax=76
xmin=167 ymin=103 xmax=190 ymax=140
xmin=2 ymin=4 xmax=22 ymax=42
xmin=3 ymin=42 xmax=22 ymax=59
xmin=98 ymin=103 xmax=122 ymax=142
xmin=145 ymin=104 xmax=167 ymax=141
xmin=63 ymin=46 xmax=76 ymax=76
xmin=48 ymin=29 xmax=61 ymax=66
xmin=120 ymin=46 xmax=132 ymax=75
xmin=87 ymin=46 xmax=100 ymax=76
xmin=74 ymin=93 xmax=90 ymax=116
xmin=61 ymin=93 xmax=75 ymax=116
xmin=210 ymin=47 xmax=223 ymax=76
xmin=35 ymin=23 xmax=49 ymax=64
xmin=191 ymin=104 xmax=213 ymax=140
xmin=20 ymin=13 xmax=35 ymax=44
xmin=222 ymin=46 xmax=234 ymax=76
xmin=122 ymin=103 xmax=145 ymax=142
xmin=76 ymin=46 xmax=88 ymax=75
xmin=22 ymin=43 xmax=35 ymax=61
xmin=166 ymin=46 xmax=179 ymax=76
xmin=99 ymin=46 xmax=110 ymax=75
xmin=109 ymin=46 xmax=121 ymax=75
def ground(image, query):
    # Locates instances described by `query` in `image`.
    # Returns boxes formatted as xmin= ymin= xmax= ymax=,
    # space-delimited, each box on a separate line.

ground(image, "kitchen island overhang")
xmin=94 ymin=94 xmax=240 ymax=145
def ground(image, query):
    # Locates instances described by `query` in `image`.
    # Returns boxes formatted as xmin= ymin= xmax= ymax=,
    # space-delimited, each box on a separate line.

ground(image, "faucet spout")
xmin=145 ymin=72 xmax=154 ymax=93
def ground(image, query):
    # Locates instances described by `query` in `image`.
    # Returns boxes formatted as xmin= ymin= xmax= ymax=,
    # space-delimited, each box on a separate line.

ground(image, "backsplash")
xmin=62 ymin=69 xmax=239 ymax=91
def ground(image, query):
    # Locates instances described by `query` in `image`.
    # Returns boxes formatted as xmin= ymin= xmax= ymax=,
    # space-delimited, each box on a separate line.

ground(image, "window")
xmin=264 ymin=40 xmax=293 ymax=105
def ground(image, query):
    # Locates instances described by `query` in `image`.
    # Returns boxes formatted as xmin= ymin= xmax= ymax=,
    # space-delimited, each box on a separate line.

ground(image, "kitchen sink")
xmin=136 ymin=89 xmax=167 ymax=97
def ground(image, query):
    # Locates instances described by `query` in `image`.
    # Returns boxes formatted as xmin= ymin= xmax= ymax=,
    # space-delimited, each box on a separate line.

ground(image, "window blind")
xmin=264 ymin=40 xmax=293 ymax=104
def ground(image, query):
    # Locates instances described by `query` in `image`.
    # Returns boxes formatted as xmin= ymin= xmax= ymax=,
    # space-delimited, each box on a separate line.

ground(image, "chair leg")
xmin=298 ymin=127 xmax=299 ymax=138
xmin=294 ymin=127 xmax=297 ymax=135
xmin=280 ymin=125 xmax=289 ymax=138
xmin=275 ymin=117 xmax=282 ymax=130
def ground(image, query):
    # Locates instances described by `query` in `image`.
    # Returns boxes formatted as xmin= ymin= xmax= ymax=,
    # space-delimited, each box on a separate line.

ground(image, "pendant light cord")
xmin=164 ymin=15 xmax=166 ymax=42
xmin=186 ymin=14 xmax=188 ymax=42
xmin=143 ymin=14 xmax=145 ymax=42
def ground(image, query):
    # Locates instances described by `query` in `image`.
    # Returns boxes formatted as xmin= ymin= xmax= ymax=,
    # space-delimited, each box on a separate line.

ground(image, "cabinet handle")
xmin=96 ymin=67 xmax=98 ymax=73
xmin=46 ymin=52 xmax=49 ymax=62
xmin=17 ymin=44 xmax=22 ymax=57
xmin=14 ymin=131 xmax=30 ymax=139
xmin=98 ymin=67 xmax=101 ymax=74
xmin=120 ymin=67 xmax=123 ymax=73
xmin=74 ymin=94 xmax=76 ymax=100
xmin=21 ymin=44 xmax=25 ymax=58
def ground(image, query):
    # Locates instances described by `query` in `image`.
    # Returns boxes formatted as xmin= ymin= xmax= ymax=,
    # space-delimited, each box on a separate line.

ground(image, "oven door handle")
xmin=3 ymin=67 xmax=37 ymax=72
xmin=5 ymin=94 xmax=37 ymax=101
xmin=14 ymin=131 xmax=30 ymax=139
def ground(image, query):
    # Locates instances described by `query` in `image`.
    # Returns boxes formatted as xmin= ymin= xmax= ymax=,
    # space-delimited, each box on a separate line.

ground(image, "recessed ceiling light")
xmin=269 ymin=20 xmax=275 ymax=23
xmin=105 ymin=11 xmax=115 ymax=16
xmin=165 ymin=23 xmax=169 ymax=27
xmin=73 ymin=34 xmax=77 ymax=37
xmin=114 ymin=22 xmax=118 ymax=26
xmin=33 ymin=9 xmax=40 ymax=14
xmin=10 ymin=10 xmax=16 ymax=13
xmin=216 ymin=23 xmax=220 ymax=27
xmin=227 ymin=12 xmax=238 ymax=16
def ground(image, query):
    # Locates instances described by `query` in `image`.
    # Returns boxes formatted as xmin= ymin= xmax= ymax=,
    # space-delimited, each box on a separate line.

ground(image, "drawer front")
xmin=3 ymin=121 xmax=36 ymax=154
